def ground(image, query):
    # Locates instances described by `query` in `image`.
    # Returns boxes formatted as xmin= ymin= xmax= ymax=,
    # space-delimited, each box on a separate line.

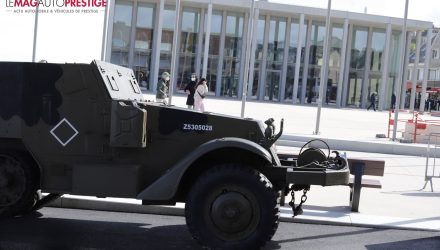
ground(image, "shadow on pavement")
xmin=400 ymin=192 xmax=440 ymax=197
xmin=0 ymin=212 xmax=200 ymax=250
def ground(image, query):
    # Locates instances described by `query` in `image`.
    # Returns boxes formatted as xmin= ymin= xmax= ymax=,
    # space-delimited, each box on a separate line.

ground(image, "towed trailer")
xmin=0 ymin=60 xmax=349 ymax=249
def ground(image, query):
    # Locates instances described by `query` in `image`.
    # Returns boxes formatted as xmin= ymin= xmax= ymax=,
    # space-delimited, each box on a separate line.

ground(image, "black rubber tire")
xmin=0 ymin=152 xmax=38 ymax=218
xmin=185 ymin=164 xmax=279 ymax=249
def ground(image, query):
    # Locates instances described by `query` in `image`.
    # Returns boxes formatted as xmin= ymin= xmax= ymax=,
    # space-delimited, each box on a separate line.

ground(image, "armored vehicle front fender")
xmin=136 ymin=137 xmax=273 ymax=201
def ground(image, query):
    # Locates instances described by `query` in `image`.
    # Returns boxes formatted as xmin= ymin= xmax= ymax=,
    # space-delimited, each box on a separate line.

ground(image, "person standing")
xmin=194 ymin=78 xmax=208 ymax=112
xmin=367 ymin=93 xmax=376 ymax=111
xmin=156 ymin=72 xmax=170 ymax=104
xmin=417 ymin=92 xmax=421 ymax=109
xmin=391 ymin=93 xmax=396 ymax=110
xmin=184 ymin=73 xmax=197 ymax=109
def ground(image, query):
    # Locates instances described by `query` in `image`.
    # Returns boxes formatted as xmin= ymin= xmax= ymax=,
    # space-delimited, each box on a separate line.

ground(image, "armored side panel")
xmin=0 ymin=61 xmax=147 ymax=197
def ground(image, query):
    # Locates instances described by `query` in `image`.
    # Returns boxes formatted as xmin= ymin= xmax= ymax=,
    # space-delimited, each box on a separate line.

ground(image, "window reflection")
xmin=285 ymin=20 xmax=307 ymax=102
xmin=368 ymin=29 xmax=386 ymax=106
xmin=177 ymin=8 xmax=200 ymax=91
xmin=385 ymin=31 xmax=402 ymax=107
xmin=133 ymin=3 xmax=154 ymax=90
xmin=265 ymin=17 xmax=286 ymax=101
xmin=204 ymin=11 xmax=222 ymax=94
xmin=159 ymin=6 xmax=176 ymax=80
xmin=348 ymin=26 xmax=368 ymax=106
xmin=221 ymin=12 xmax=244 ymax=97
xmin=111 ymin=0 xmax=133 ymax=68
xmin=252 ymin=16 xmax=266 ymax=99
xmin=306 ymin=22 xmax=325 ymax=104
xmin=327 ymin=25 xmax=343 ymax=104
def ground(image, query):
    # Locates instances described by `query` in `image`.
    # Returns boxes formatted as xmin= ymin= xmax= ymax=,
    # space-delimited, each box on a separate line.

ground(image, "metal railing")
xmin=423 ymin=132 xmax=440 ymax=191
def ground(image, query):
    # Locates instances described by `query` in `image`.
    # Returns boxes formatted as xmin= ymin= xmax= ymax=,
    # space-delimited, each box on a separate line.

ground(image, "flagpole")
xmin=169 ymin=0 xmax=181 ymax=105
xmin=32 ymin=4 xmax=39 ymax=62
xmin=314 ymin=0 xmax=331 ymax=134
xmin=101 ymin=3 xmax=109 ymax=61
xmin=241 ymin=0 xmax=255 ymax=118
xmin=392 ymin=0 xmax=409 ymax=141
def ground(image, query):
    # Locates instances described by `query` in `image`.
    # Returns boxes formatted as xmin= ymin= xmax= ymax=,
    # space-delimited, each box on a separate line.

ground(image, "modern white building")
xmin=104 ymin=0 xmax=434 ymax=110
xmin=407 ymin=29 xmax=440 ymax=110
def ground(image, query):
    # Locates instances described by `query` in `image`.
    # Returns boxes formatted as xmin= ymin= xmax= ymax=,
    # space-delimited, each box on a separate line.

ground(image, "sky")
xmin=0 ymin=0 xmax=439 ymax=63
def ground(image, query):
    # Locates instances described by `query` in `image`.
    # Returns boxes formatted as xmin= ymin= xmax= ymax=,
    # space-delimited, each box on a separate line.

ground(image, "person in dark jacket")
xmin=184 ymin=73 xmax=197 ymax=109
xmin=391 ymin=93 xmax=396 ymax=110
xmin=367 ymin=93 xmax=376 ymax=111
xmin=156 ymin=72 xmax=170 ymax=104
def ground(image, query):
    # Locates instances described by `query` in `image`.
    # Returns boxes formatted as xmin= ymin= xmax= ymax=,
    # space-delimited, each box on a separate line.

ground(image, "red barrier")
xmin=389 ymin=109 xmax=440 ymax=142
xmin=388 ymin=109 xmax=415 ymax=138
xmin=388 ymin=109 xmax=424 ymax=142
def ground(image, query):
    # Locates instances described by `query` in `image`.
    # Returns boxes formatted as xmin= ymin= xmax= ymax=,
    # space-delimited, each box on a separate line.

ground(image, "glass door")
xmin=265 ymin=70 xmax=281 ymax=101
xmin=348 ymin=71 xmax=363 ymax=107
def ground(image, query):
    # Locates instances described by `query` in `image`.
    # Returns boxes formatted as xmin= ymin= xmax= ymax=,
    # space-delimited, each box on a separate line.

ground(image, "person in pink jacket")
xmin=194 ymin=78 xmax=208 ymax=112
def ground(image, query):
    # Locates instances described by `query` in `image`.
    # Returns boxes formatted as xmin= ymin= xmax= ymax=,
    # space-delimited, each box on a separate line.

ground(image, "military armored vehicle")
xmin=0 ymin=60 xmax=349 ymax=249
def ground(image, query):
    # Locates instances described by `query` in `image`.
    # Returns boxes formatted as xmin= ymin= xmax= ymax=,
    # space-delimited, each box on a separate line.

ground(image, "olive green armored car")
xmin=0 ymin=60 xmax=349 ymax=249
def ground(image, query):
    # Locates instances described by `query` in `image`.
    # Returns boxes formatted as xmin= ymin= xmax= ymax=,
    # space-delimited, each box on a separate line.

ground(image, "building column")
xmin=322 ymin=21 xmax=333 ymax=105
xmin=238 ymin=12 xmax=250 ymax=98
xmin=150 ymin=0 xmax=165 ymax=91
xmin=171 ymin=3 xmax=183 ymax=94
xmin=293 ymin=14 xmax=304 ymax=104
xmin=202 ymin=3 xmax=212 ymax=78
xmin=247 ymin=8 xmax=259 ymax=98
xmin=280 ymin=17 xmax=291 ymax=101
xmin=300 ymin=19 xmax=312 ymax=104
xmin=341 ymin=23 xmax=353 ymax=107
xmin=361 ymin=27 xmax=373 ymax=109
xmin=215 ymin=10 xmax=227 ymax=96
xmin=258 ymin=15 xmax=270 ymax=100
xmin=421 ymin=28 xmax=433 ymax=112
xmin=400 ymin=31 xmax=412 ymax=108
xmin=103 ymin=0 xmax=115 ymax=61
xmin=195 ymin=8 xmax=205 ymax=77
xmin=127 ymin=1 xmax=138 ymax=69
xmin=393 ymin=31 xmax=406 ymax=106
xmin=336 ymin=18 xmax=349 ymax=108
xmin=410 ymin=31 xmax=422 ymax=111
xmin=379 ymin=23 xmax=392 ymax=110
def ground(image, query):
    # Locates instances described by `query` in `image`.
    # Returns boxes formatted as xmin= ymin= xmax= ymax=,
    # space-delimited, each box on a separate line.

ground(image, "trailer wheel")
xmin=185 ymin=164 xmax=279 ymax=249
xmin=0 ymin=153 xmax=38 ymax=218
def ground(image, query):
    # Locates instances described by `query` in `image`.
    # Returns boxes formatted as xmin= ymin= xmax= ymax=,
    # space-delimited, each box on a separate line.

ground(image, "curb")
xmin=47 ymin=196 xmax=439 ymax=232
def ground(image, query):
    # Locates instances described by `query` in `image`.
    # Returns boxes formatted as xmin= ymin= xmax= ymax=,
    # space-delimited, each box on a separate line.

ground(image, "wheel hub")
xmin=0 ymin=156 xmax=25 ymax=207
xmin=210 ymin=191 xmax=252 ymax=234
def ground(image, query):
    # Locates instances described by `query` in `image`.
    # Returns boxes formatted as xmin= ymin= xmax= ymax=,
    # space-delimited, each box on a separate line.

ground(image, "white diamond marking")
xmin=50 ymin=118 xmax=79 ymax=147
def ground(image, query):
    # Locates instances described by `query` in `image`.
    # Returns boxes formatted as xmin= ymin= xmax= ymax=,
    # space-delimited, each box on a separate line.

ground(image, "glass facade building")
xmin=106 ymin=0 xmax=433 ymax=110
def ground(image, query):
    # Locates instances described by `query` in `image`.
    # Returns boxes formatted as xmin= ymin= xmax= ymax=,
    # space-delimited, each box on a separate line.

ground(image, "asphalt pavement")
xmin=1 ymin=207 xmax=439 ymax=250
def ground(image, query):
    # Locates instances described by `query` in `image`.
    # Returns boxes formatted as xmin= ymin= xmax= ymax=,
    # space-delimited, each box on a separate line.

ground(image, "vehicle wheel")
xmin=185 ymin=164 xmax=279 ymax=249
xmin=0 ymin=153 xmax=38 ymax=218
